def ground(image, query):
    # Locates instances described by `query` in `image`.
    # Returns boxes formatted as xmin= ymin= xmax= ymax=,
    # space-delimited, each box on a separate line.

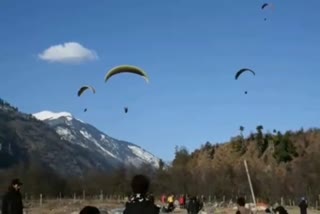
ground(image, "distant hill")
xmin=0 ymin=98 xmax=159 ymax=178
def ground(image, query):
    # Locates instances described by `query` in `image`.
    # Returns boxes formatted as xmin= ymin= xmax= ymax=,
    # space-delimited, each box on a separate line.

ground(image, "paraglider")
xmin=235 ymin=68 xmax=255 ymax=95
xmin=124 ymin=107 xmax=128 ymax=113
xmin=261 ymin=3 xmax=274 ymax=21
xmin=77 ymin=85 xmax=96 ymax=97
xmin=104 ymin=65 xmax=150 ymax=83
xmin=78 ymin=86 xmax=95 ymax=113
xmin=235 ymin=68 xmax=255 ymax=80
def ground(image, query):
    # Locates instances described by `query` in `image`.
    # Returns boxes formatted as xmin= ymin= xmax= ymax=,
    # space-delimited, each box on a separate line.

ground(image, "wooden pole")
xmin=244 ymin=160 xmax=257 ymax=207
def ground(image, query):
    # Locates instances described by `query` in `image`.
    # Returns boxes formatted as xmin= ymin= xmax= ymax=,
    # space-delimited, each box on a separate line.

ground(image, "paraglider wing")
xmin=77 ymin=86 xmax=96 ymax=97
xmin=104 ymin=65 xmax=150 ymax=83
xmin=124 ymin=107 xmax=128 ymax=113
xmin=261 ymin=3 xmax=268 ymax=9
xmin=235 ymin=68 xmax=255 ymax=80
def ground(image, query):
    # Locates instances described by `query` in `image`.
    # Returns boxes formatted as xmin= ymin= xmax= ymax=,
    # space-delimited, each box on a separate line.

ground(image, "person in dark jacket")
xmin=273 ymin=205 xmax=288 ymax=214
xmin=1 ymin=179 xmax=23 ymax=214
xmin=187 ymin=196 xmax=201 ymax=214
xmin=79 ymin=206 xmax=100 ymax=214
xmin=299 ymin=197 xmax=308 ymax=214
xmin=123 ymin=174 xmax=160 ymax=214
xmin=235 ymin=197 xmax=252 ymax=214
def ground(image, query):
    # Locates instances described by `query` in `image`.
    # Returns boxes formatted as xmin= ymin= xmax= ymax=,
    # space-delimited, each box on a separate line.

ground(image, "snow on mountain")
xmin=33 ymin=111 xmax=73 ymax=121
xmin=32 ymin=111 xmax=160 ymax=169
xmin=128 ymin=145 xmax=159 ymax=168
xmin=33 ymin=110 xmax=85 ymax=123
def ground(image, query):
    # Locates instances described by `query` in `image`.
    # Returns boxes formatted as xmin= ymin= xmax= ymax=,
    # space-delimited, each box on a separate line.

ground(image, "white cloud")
xmin=38 ymin=42 xmax=98 ymax=64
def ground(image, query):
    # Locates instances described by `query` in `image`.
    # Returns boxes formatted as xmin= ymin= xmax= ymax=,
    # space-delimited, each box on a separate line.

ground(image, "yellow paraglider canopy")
xmin=104 ymin=65 xmax=150 ymax=83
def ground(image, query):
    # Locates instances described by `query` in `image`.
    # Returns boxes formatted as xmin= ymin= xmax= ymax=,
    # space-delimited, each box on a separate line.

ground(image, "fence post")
xmin=83 ymin=190 xmax=86 ymax=201
xmin=100 ymin=190 xmax=103 ymax=201
xmin=73 ymin=193 xmax=76 ymax=203
xmin=39 ymin=194 xmax=43 ymax=207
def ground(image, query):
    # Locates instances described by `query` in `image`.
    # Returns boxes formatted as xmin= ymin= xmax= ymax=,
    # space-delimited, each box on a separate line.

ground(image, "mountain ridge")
xmin=0 ymin=99 xmax=159 ymax=178
xmin=32 ymin=110 xmax=160 ymax=169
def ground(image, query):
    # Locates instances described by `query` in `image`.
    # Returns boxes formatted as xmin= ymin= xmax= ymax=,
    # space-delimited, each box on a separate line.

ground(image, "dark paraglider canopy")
xmin=261 ymin=3 xmax=269 ymax=10
xmin=77 ymin=85 xmax=96 ymax=97
xmin=244 ymin=91 xmax=248 ymax=94
xmin=124 ymin=107 xmax=128 ymax=113
xmin=235 ymin=68 xmax=255 ymax=80
xmin=84 ymin=108 xmax=87 ymax=112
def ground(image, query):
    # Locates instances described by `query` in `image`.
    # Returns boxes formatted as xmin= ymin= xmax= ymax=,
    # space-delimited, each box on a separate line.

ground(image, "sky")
xmin=1 ymin=0 xmax=320 ymax=161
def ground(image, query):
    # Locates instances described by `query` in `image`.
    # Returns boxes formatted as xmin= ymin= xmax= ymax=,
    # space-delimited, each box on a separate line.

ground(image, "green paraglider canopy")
xmin=104 ymin=65 xmax=150 ymax=83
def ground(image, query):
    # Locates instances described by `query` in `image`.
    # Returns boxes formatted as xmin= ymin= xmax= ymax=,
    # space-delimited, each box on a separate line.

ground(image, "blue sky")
xmin=1 ymin=0 xmax=320 ymax=161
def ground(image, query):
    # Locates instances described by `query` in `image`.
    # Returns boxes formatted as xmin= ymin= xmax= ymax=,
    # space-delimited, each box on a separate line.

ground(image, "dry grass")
xmin=21 ymin=199 xmax=320 ymax=214
xmin=23 ymin=199 xmax=123 ymax=214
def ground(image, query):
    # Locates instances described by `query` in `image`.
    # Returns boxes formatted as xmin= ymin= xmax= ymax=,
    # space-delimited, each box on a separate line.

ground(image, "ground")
xmin=21 ymin=199 xmax=320 ymax=214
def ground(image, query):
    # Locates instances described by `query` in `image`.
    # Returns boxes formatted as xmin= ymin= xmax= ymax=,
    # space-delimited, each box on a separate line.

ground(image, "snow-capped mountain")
xmin=32 ymin=111 xmax=160 ymax=169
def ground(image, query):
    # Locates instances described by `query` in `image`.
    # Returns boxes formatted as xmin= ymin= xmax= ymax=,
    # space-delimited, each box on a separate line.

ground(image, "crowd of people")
xmin=159 ymin=193 xmax=204 ymax=213
xmin=1 ymin=176 xmax=310 ymax=214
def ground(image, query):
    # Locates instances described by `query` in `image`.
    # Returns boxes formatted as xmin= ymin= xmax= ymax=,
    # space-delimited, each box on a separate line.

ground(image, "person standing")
xmin=123 ymin=174 xmax=160 ymax=214
xmin=1 ymin=179 xmax=23 ymax=214
xmin=299 ymin=197 xmax=308 ymax=214
xmin=187 ymin=196 xmax=201 ymax=214
xmin=235 ymin=197 xmax=252 ymax=214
